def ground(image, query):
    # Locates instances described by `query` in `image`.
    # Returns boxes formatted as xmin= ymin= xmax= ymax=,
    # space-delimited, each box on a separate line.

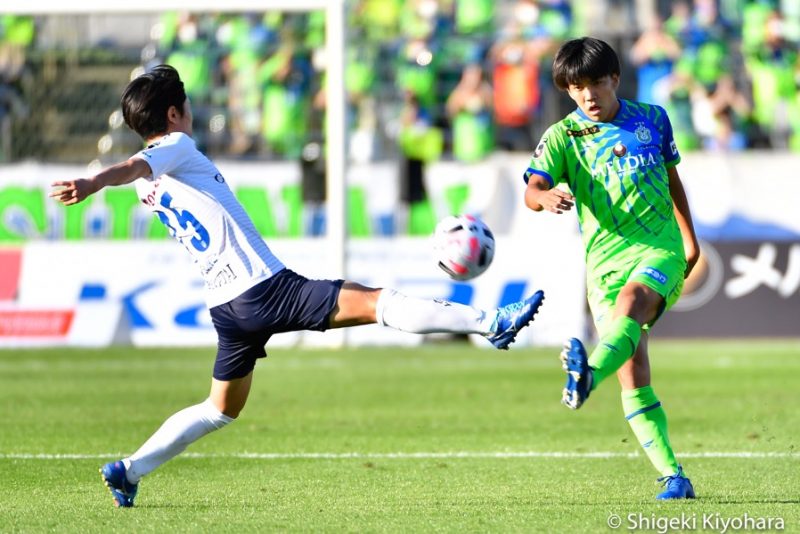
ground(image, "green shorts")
xmin=587 ymin=248 xmax=685 ymax=337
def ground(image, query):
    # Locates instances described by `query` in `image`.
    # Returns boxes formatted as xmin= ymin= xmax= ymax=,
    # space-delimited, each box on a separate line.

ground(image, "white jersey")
xmin=131 ymin=132 xmax=285 ymax=307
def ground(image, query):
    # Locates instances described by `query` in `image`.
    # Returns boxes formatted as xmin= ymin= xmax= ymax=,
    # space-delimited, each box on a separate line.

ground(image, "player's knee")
xmin=352 ymin=287 xmax=379 ymax=320
xmin=219 ymin=401 xmax=245 ymax=419
xmin=223 ymin=409 xmax=242 ymax=419
xmin=617 ymin=285 xmax=661 ymax=324
xmin=335 ymin=283 xmax=381 ymax=325
xmin=209 ymin=394 xmax=247 ymax=419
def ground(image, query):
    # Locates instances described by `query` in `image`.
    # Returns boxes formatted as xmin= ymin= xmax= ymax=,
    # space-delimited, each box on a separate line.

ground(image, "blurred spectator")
xmin=529 ymin=0 xmax=571 ymax=41
xmin=300 ymin=98 xmax=326 ymax=236
xmin=0 ymin=15 xmax=34 ymax=162
xmin=446 ymin=63 xmax=493 ymax=162
xmin=743 ymin=7 xmax=800 ymax=149
xmin=490 ymin=23 xmax=542 ymax=151
xmin=664 ymin=61 xmax=702 ymax=151
xmin=681 ymin=0 xmax=732 ymax=89
xmin=0 ymin=15 xmax=34 ymax=84
xmin=352 ymin=0 xmax=403 ymax=43
xmin=604 ymin=0 xmax=638 ymax=33
xmin=396 ymin=35 xmax=439 ymax=109
xmin=301 ymin=35 xmax=328 ymax=237
xmin=683 ymin=0 xmax=731 ymax=52
xmin=346 ymin=46 xmax=379 ymax=162
xmin=741 ymin=0 xmax=775 ymax=57
xmin=664 ymin=1 xmax=693 ymax=43
xmin=259 ymin=40 xmax=313 ymax=158
xmin=490 ymin=1 xmax=565 ymax=152
xmin=217 ymin=15 xmax=273 ymax=155
xmin=630 ymin=15 xmax=682 ymax=106
xmin=690 ymin=74 xmax=751 ymax=150
xmin=401 ymin=0 xmax=447 ymax=40
xmin=398 ymin=91 xmax=442 ymax=233
xmin=660 ymin=0 xmax=737 ymax=151
xmin=453 ymin=0 xmax=494 ymax=36
xmin=160 ymin=13 xmax=219 ymax=152
xmin=165 ymin=14 xmax=214 ymax=103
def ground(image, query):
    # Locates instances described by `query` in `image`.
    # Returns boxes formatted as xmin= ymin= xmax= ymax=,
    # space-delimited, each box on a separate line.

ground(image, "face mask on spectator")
xmin=465 ymin=95 xmax=484 ymax=113
xmin=417 ymin=0 xmax=439 ymax=20
xmin=767 ymin=18 xmax=784 ymax=40
xmin=178 ymin=23 xmax=198 ymax=44
xmin=515 ymin=4 xmax=540 ymax=26
xmin=502 ymin=46 xmax=524 ymax=64
xmin=312 ymin=48 xmax=327 ymax=71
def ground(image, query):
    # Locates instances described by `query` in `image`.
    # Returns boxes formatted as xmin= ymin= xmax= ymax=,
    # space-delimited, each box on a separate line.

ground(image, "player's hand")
xmin=49 ymin=179 xmax=95 ymax=206
xmin=538 ymin=189 xmax=575 ymax=214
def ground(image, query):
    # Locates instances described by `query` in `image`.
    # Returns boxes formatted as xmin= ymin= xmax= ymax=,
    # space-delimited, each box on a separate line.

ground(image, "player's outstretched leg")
xmin=376 ymin=289 xmax=544 ymax=349
xmin=486 ymin=290 xmax=545 ymax=350
xmin=560 ymin=338 xmax=594 ymax=409
xmin=656 ymin=466 xmax=696 ymax=500
xmin=100 ymin=460 xmax=138 ymax=508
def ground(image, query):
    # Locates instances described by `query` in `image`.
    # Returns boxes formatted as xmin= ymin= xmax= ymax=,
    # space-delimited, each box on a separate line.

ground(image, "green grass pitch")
xmin=1 ymin=340 xmax=798 ymax=532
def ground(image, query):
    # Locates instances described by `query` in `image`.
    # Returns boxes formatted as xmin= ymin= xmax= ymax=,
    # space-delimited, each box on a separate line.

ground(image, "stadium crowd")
xmin=2 ymin=1 xmax=800 ymax=167
xmin=134 ymin=0 xmax=800 ymax=161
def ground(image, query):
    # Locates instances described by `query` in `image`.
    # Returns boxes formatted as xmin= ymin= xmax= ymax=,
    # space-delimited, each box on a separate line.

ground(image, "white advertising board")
xmin=14 ymin=236 xmax=586 ymax=349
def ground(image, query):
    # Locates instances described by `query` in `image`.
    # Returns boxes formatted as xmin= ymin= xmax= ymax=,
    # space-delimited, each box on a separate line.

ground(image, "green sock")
xmin=588 ymin=316 xmax=641 ymax=387
xmin=622 ymin=386 xmax=679 ymax=477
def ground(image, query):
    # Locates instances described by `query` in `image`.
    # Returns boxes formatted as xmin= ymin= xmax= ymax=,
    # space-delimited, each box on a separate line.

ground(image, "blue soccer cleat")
xmin=656 ymin=466 xmax=696 ymax=500
xmin=487 ymin=290 xmax=545 ymax=350
xmin=100 ymin=460 xmax=138 ymax=508
xmin=560 ymin=338 xmax=593 ymax=409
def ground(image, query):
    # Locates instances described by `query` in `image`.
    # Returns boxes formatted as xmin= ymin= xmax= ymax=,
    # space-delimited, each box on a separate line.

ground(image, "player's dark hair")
xmin=121 ymin=65 xmax=187 ymax=140
xmin=552 ymin=37 xmax=620 ymax=90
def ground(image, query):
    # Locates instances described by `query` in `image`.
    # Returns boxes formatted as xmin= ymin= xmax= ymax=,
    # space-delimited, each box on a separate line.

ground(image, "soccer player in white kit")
xmin=49 ymin=65 xmax=545 ymax=508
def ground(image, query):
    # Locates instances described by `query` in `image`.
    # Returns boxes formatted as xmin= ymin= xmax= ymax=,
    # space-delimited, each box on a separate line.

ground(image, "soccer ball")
xmin=433 ymin=214 xmax=495 ymax=281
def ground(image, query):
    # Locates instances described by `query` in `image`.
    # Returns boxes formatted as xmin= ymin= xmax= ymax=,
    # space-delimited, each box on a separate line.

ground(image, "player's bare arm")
xmin=50 ymin=157 xmax=152 ymax=206
xmin=524 ymin=174 xmax=575 ymax=214
xmin=667 ymin=166 xmax=700 ymax=277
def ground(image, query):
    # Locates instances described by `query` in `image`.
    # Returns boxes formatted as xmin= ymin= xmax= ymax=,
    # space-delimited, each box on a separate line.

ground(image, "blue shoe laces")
xmin=657 ymin=466 xmax=686 ymax=488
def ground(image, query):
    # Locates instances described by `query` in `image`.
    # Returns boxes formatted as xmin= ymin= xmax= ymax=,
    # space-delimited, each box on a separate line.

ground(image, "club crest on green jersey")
xmin=635 ymin=123 xmax=652 ymax=144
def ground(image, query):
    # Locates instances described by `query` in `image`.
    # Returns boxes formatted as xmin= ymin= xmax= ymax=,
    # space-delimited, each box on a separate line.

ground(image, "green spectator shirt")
xmin=524 ymin=99 xmax=684 ymax=273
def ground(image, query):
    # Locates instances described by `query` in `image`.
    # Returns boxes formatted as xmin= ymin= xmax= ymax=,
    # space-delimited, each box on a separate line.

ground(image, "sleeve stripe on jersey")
xmin=524 ymin=168 xmax=554 ymax=187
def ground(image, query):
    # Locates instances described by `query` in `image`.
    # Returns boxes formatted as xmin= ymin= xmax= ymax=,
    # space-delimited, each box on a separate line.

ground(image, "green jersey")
xmin=524 ymin=99 xmax=685 ymax=272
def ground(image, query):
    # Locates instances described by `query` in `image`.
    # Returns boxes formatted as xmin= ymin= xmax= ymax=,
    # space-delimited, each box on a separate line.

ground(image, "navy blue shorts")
xmin=209 ymin=269 xmax=344 ymax=380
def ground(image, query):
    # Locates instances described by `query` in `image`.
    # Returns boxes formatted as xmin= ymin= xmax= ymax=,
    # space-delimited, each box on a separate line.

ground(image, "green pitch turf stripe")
xmin=0 ymin=451 xmax=797 ymax=460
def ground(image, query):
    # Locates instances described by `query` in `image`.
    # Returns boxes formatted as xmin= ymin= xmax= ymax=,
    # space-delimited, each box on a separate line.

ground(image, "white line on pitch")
xmin=0 ymin=451 xmax=797 ymax=460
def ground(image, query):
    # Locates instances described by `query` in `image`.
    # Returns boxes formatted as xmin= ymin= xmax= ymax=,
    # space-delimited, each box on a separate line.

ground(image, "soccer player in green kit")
xmin=523 ymin=37 xmax=700 ymax=499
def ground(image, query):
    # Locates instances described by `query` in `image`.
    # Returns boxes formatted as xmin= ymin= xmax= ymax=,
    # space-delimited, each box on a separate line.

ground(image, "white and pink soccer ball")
xmin=433 ymin=214 xmax=495 ymax=281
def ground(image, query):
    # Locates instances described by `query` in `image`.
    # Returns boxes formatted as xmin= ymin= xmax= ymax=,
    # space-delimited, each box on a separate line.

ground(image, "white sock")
xmin=375 ymin=289 xmax=496 ymax=335
xmin=123 ymin=398 xmax=233 ymax=484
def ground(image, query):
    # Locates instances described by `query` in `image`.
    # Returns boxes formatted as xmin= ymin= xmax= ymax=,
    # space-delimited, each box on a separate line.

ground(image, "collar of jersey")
xmin=574 ymin=98 xmax=625 ymax=124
